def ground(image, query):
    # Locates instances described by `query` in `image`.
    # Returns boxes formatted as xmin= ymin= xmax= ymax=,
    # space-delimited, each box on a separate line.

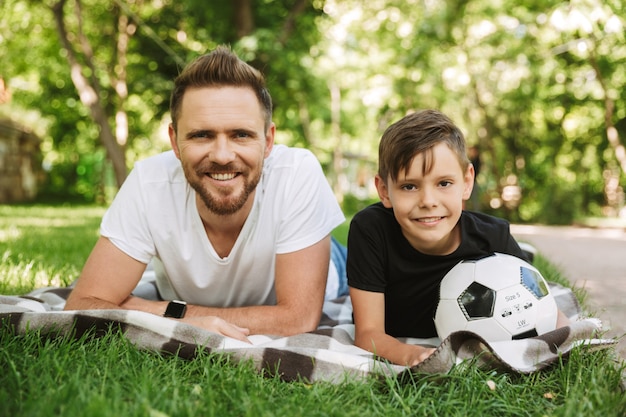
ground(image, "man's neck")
xmin=196 ymin=192 xmax=255 ymax=258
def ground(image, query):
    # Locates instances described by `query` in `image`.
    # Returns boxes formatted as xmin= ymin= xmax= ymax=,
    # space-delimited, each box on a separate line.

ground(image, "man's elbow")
xmin=63 ymin=290 xmax=82 ymax=310
xmin=63 ymin=299 xmax=83 ymax=311
xmin=281 ymin=310 xmax=322 ymax=335
xmin=300 ymin=316 xmax=321 ymax=334
xmin=64 ymin=296 xmax=91 ymax=311
xmin=64 ymin=291 xmax=115 ymax=311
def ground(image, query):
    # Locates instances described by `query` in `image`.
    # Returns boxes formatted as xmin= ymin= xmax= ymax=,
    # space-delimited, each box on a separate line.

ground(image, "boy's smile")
xmin=376 ymin=142 xmax=474 ymax=255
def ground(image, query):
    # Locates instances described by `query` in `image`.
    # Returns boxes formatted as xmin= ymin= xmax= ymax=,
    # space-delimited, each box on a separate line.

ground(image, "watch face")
xmin=164 ymin=300 xmax=187 ymax=318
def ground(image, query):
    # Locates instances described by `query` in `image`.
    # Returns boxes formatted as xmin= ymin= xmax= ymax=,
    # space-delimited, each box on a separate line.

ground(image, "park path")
xmin=510 ymin=224 xmax=626 ymax=360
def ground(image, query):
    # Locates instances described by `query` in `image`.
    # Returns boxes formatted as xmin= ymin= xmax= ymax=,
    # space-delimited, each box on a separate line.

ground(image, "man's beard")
xmin=187 ymin=163 xmax=262 ymax=216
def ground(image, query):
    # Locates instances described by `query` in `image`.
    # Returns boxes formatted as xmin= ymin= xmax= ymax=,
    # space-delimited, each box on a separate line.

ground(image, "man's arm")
xmin=350 ymin=287 xmax=435 ymax=366
xmin=119 ymin=235 xmax=332 ymax=336
xmin=178 ymin=235 xmax=330 ymax=336
xmin=65 ymin=236 xmax=146 ymax=310
xmin=66 ymin=237 xmax=252 ymax=341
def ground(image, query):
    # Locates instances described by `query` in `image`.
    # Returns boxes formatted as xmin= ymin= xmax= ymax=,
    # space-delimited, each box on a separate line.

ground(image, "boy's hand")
xmin=406 ymin=345 xmax=437 ymax=367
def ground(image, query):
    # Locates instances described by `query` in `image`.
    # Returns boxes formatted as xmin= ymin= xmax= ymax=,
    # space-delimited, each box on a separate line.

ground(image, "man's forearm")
xmin=113 ymin=296 xmax=320 ymax=336
xmin=185 ymin=303 xmax=321 ymax=336
xmin=64 ymin=294 xmax=127 ymax=311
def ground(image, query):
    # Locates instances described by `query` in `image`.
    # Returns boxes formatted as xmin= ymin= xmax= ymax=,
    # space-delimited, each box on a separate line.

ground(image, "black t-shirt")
xmin=346 ymin=202 xmax=527 ymax=338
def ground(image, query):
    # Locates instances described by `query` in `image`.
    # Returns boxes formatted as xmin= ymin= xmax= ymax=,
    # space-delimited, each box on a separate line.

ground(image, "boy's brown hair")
xmin=169 ymin=45 xmax=273 ymax=131
xmin=378 ymin=109 xmax=471 ymax=182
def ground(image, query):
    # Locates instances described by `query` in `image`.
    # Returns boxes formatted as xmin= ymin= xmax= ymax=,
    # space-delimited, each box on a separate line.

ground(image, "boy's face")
xmin=375 ymin=142 xmax=474 ymax=256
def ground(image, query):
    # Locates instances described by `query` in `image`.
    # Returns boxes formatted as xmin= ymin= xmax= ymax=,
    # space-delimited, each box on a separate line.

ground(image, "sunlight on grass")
xmin=0 ymin=250 xmax=80 ymax=293
xmin=0 ymin=204 xmax=105 ymax=294
xmin=0 ymin=225 xmax=21 ymax=242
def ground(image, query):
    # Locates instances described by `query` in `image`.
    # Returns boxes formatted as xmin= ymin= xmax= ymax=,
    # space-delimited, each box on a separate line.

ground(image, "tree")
xmin=315 ymin=0 xmax=626 ymax=222
xmin=3 ymin=0 xmax=625 ymax=221
xmin=51 ymin=0 xmax=128 ymax=188
xmin=4 ymin=0 xmax=327 ymax=201
xmin=549 ymin=1 xmax=626 ymax=216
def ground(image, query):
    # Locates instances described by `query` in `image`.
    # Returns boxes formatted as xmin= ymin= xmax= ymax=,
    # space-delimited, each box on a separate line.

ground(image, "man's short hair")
xmin=378 ymin=109 xmax=470 ymax=183
xmin=169 ymin=45 xmax=273 ymax=131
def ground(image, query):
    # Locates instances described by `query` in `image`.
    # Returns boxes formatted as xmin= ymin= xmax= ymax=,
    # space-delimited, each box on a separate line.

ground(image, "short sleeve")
xmin=100 ymin=166 xmax=155 ymax=264
xmin=346 ymin=207 xmax=388 ymax=293
xmin=272 ymin=149 xmax=345 ymax=254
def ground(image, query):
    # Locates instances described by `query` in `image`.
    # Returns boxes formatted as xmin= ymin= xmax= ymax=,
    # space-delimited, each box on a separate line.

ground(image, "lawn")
xmin=1 ymin=204 xmax=625 ymax=417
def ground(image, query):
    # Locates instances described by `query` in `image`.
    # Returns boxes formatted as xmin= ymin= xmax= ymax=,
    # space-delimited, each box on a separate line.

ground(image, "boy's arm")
xmin=556 ymin=309 xmax=570 ymax=327
xmin=350 ymin=287 xmax=435 ymax=367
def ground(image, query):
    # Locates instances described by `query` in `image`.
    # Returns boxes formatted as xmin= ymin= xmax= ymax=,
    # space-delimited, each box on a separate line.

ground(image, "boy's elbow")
xmin=354 ymin=332 xmax=373 ymax=353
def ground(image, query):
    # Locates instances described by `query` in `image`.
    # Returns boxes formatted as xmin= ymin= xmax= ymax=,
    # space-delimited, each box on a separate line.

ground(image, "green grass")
xmin=0 ymin=204 xmax=104 ymax=294
xmin=1 ymin=204 xmax=625 ymax=417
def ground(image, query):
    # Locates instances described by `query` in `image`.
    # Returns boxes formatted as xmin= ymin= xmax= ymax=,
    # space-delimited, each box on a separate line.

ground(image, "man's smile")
xmin=209 ymin=172 xmax=238 ymax=181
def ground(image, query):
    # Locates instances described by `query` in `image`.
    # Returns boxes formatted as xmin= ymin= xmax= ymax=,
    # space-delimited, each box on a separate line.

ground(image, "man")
xmin=65 ymin=46 xmax=345 ymax=342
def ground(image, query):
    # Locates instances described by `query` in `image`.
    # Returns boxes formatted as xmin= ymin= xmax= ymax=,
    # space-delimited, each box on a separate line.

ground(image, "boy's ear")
xmin=462 ymin=163 xmax=475 ymax=200
xmin=375 ymin=175 xmax=393 ymax=208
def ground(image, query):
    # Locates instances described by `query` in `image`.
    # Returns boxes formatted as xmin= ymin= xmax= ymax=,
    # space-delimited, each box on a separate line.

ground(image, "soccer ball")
xmin=434 ymin=253 xmax=558 ymax=342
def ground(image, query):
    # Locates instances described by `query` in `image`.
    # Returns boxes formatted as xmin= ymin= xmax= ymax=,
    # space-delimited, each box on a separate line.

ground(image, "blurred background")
xmin=1 ymin=0 xmax=625 ymax=226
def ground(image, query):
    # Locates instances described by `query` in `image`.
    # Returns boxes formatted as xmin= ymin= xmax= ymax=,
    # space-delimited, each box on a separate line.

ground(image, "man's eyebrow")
xmin=185 ymin=129 xmax=214 ymax=139
xmin=232 ymin=128 xmax=257 ymax=136
xmin=184 ymin=127 xmax=258 ymax=139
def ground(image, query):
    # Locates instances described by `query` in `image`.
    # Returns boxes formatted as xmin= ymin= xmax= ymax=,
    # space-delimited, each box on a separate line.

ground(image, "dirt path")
xmin=511 ymin=224 xmax=626 ymax=360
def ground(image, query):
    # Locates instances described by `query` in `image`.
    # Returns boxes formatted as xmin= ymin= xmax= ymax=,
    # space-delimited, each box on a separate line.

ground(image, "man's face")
xmin=375 ymin=142 xmax=474 ymax=255
xmin=169 ymin=86 xmax=274 ymax=216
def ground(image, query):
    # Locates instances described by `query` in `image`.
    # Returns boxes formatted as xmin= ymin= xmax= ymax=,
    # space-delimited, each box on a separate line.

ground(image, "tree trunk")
xmin=329 ymin=80 xmax=344 ymax=203
xmin=113 ymin=8 xmax=130 ymax=148
xmin=233 ymin=0 xmax=254 ymax=38
xmin=278 ymin=0 xmax=309 ymax=46
xmin=51 ymin=0 xmax=128 ymax=189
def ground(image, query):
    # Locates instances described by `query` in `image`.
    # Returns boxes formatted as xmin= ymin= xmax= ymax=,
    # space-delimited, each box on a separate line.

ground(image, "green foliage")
xmin=2 ymin=0 xmax=625 ymax=222
xmin=341 ymin=193 xmax=379 ymax=218
xmin=317 ymin=0 xmax=626 ymax=224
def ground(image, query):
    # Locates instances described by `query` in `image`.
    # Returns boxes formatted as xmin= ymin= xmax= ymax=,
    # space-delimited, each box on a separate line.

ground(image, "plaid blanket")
xmin=0 ymin=280 xmax=615 ymax=383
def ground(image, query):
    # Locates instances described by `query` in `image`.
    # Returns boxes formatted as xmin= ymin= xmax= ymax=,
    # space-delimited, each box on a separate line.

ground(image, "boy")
xmin=347 ymin=109 xmax=566 ymax=366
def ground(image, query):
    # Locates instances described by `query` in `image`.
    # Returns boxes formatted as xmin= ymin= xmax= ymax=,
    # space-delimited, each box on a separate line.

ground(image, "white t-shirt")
xmin=100 ymin=145 xmax=345 ymax=307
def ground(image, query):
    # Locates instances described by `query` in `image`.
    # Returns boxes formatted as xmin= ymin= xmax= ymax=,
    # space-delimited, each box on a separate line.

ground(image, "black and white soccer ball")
xmin=434 ymin=253 xmax=558 ymax=342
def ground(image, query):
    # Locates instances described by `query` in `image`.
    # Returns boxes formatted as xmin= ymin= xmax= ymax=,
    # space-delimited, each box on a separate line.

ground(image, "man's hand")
xmin=181 ymin=316 xmax=251 ymax=343
xmin=120 ymin=296 xmax=251 ymax=341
